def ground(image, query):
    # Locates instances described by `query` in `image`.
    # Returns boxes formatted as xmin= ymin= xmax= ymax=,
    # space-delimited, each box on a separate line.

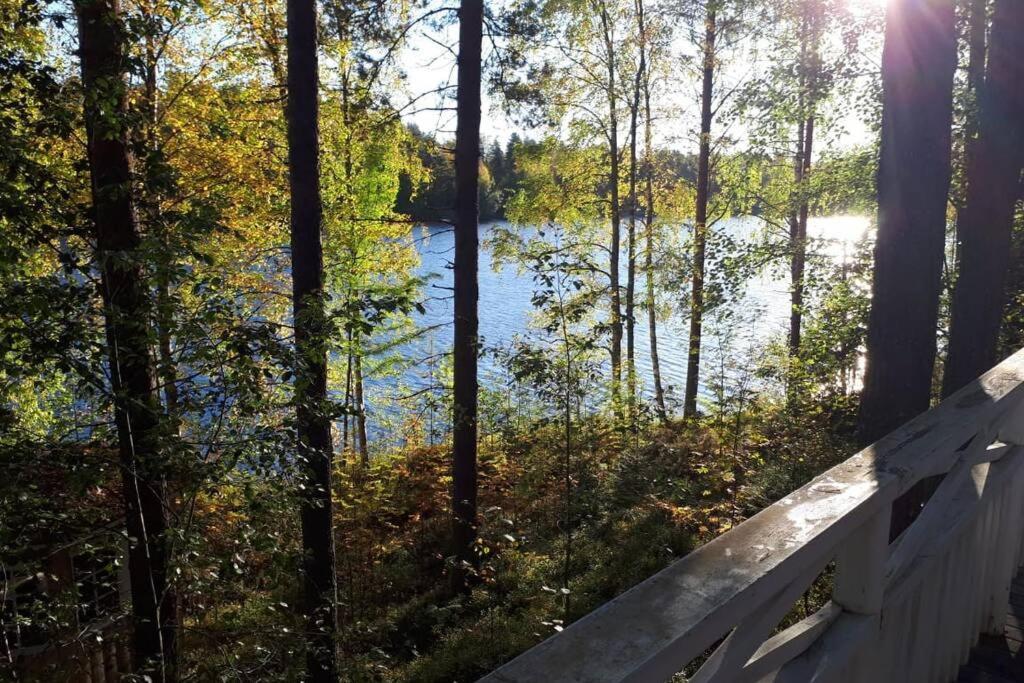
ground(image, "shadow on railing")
xmin=480 ymin=349 xmax=1024 ymax=683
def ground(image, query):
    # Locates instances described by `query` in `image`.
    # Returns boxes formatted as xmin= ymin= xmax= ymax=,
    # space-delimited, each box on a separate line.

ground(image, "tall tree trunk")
xmin=452 ymin=0 xmax=482 ymax=589
xmin=626 ymin=130 xmax=637 ymax=423
xmin=639 ymin=0 xmax=666 ymax=421
xmin=286 ymin=0 xmax=339 ymax=675
xmin=790 ymin=116 xmax=814 ymax=353
xmin=965 ymin=0 xmax=987 ymax=111
xmin=597 ymin=1 xmax=623 ymax=413
xmin=354 ymin=342 xmax=369 ymax=465
xmin=858 ymin=0 xmax=957 ymax=443
xmin=789 ymin=2 xmax=817 ymax=360
xmin=626 ymin=1 xmax=645 ymax=425
xmin=950 ymin=0 xmax=987 ymax=273
xmin=75 ymin=0 xmax=178 ymax=677
xmin=943 ymin=0 xmax=1024 ymax=396
xmin=683 ymin=7 xmax=716 ymax=419
xmin=140 ymin=10 xmax=180 ymax=427
xmin=342 ymin=336 xmax=352 ymax=453
xmin=788 ymin=125 xmax=805 ymax=352
xmin=961 ymin=0 xmax=987 ymax=176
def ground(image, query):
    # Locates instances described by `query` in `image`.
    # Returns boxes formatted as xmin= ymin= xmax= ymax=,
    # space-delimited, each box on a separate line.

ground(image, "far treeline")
xmin=1 ymin=0 xmax=1023 ymax=681
xmin=396 ymin=132 xmax=702 ymax=224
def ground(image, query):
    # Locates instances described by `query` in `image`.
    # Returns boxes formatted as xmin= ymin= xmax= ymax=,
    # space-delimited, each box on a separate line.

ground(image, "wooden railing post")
xmin=833 ymin=506 xmax=890 ymax=615
xmin=830 ymin=505 xmax=890 ymax=682
xmin=988 ymin=400 xmax=1024 ymax=635
xmin=984 ymin=450 xmax=1024 ymax=635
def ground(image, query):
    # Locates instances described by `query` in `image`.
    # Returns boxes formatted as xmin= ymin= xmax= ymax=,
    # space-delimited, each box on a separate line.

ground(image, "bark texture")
xmin=286 ymin=0 xmax=339 ymax=675
xmin=452 ymin=0 xmax=483 ymax=586
xmin=639 ymin=0 xmax=666 ymax=421
xmin=684 ymin=7 xmax=716 ymax=419
xmin=76 ymin=0 xmax=178 ymax=677
xmin=858 ymin=0 xmax=957 ymax=443
xmin=597 ymin=0 xmax=624 ymax=411
xmin=942 ymin=0 xmax=1024 ymax=396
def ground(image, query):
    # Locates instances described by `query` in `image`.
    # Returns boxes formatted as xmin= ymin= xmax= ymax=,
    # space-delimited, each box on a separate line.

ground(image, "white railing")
xmin=481 ymin=349 xmax=1024 ymax=683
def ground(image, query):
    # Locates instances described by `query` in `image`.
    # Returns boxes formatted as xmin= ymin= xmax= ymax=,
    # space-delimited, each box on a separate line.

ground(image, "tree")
xmin=285 ymin=0 xmax=339 ymax=675
xmin=787 ymin=0 xmax=821 ymax=359
xmin=595 ymin=0 xmax=625 ymax=413
xmin=942 ymin=0 xmax=1024 ymax=396
xmin=683 ymin=2 xmax=717 ymax=419
xmin=858 ymin=0 xmax=957 ymax=443
xmin=505 ymin=0 xmax=631 ymax=415
xmin=75 ymin=0 xmax=178 ymax=676
xmin=452 ymin=0 xmax=484 ymax=588
xmin=639 ymin=0 xmax=667 ymax=421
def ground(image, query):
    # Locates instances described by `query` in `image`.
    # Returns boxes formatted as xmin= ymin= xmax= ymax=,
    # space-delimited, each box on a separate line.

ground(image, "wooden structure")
xmin=957 ymin=566 xmax=1024 ymax=682
xmin=2 ymin=527 xmax=131 ymax=681
xmin=482 ymin=350 xmax=1024 ymax=682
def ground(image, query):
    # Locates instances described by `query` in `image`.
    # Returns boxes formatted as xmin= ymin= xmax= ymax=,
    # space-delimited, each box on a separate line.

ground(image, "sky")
xmin=397 ymin=0 xmax=885 ymax=153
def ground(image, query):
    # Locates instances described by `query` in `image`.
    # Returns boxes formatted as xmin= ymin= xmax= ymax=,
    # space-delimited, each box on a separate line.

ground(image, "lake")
xmin=370 ymin=215 xmax=870 ymax=419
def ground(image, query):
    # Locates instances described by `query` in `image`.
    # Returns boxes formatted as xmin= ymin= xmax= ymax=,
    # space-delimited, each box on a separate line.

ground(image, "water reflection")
xmin=367 ymin=215 xmax=871 ymax=425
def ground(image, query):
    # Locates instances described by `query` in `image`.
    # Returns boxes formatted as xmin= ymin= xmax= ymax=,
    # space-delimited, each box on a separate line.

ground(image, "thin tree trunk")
xmin=554 ymin=271 xmax=574 ymax=618
xmin=597 ymin=1 xmax=623 ymax=414
xmin=788 ymin=117 xmax=806 ymax=358
xmin=788 ymin=4 xmax=809 ymax=359
xmin=626 ymin=2 xmax=645 ymax=426
xmin=343 ymin=336 xmax=352 ymax=453
xmin=151 ymin=137 xmax=180 ymax=428
xmin=789 ymin=0 xmax=819 ymax=361
xmin=354 ymin=342 xmax=369 ymax=465
xmin=943 ymin=0 xmax=1024 ymax=396
xmin=452 ymin=0 xmax=482 ymax=590
xmin=626 ymin=136 xmax=637 ymax=423
xmin=75 ymin=0 xmax=178 ymax=677
xmin=858 ymin=0 xmax=957 ymax=443
xmin=286 ymin=0 xmax=339 ymax=674
xmin=683 ymin=7 xmax=716 ymax=419
xmin=790 ymin=116 xmax=814 ymax=353
xmin=138 ymin=3 xmax=180 ymax=426
xmin=639 ymin=0 xmax=666 ymax=422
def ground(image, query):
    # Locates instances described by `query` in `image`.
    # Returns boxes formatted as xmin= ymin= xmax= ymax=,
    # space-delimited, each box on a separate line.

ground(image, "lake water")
xmin=373 ymin=215 xmax=870 ymax=417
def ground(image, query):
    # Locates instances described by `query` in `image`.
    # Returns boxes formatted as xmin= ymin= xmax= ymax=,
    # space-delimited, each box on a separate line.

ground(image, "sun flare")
xmin=849 ymin=0 xmax=886 ymax=9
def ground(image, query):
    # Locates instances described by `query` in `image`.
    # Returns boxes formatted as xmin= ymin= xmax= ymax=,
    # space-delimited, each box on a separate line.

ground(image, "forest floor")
xmin=181 ymin=395 xmax=857 ymax=681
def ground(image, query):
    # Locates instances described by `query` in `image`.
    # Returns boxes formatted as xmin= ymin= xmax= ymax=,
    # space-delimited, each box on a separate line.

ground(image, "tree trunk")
xmin=286 ymin=0 xmax=339 ymax=675
xmin=683 ymin=7 xmax=716 ymax=419
xmin=950 ymin=0 xmax=988 ymax=274
xmin=639 ymin=0 xmax=666 ymax=422
xmin=965 ymin=0 xmax=987 ymax=106
xmin=75 ymin=0 xmax=178 ymax=678
xmin=342 ymin=335 xmax=352 ymax=453
xmin=598 ymin=1 xmax=623 ymax=412
xmin=626 ymin=131 xmax=637 ymax=423
xmin=452 ymin=0 xmax=483 ymax=589
xmin=858 ymin=0 xmax=956 ymax=437
xmin=790 ymin=116 xmax=814 ymax=355
xmin=626 ymin=1 xmax=645 ymax=425
xmin=943 ymin=0 xmax=1024 ymax=396
xmin=141 ymin=16 xmax=181 ymax=428
xmin=789 ymin=118 xmax=806 ymax=358
xmin=354 ymin=342 xmax=369 ymax=465
xmin=789 ymin=1 xmax=819 ymax=362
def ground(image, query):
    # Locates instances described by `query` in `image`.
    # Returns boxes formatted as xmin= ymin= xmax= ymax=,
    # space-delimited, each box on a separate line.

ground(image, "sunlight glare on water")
xmin=809 ymin=215 xmax=872 ymax=265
